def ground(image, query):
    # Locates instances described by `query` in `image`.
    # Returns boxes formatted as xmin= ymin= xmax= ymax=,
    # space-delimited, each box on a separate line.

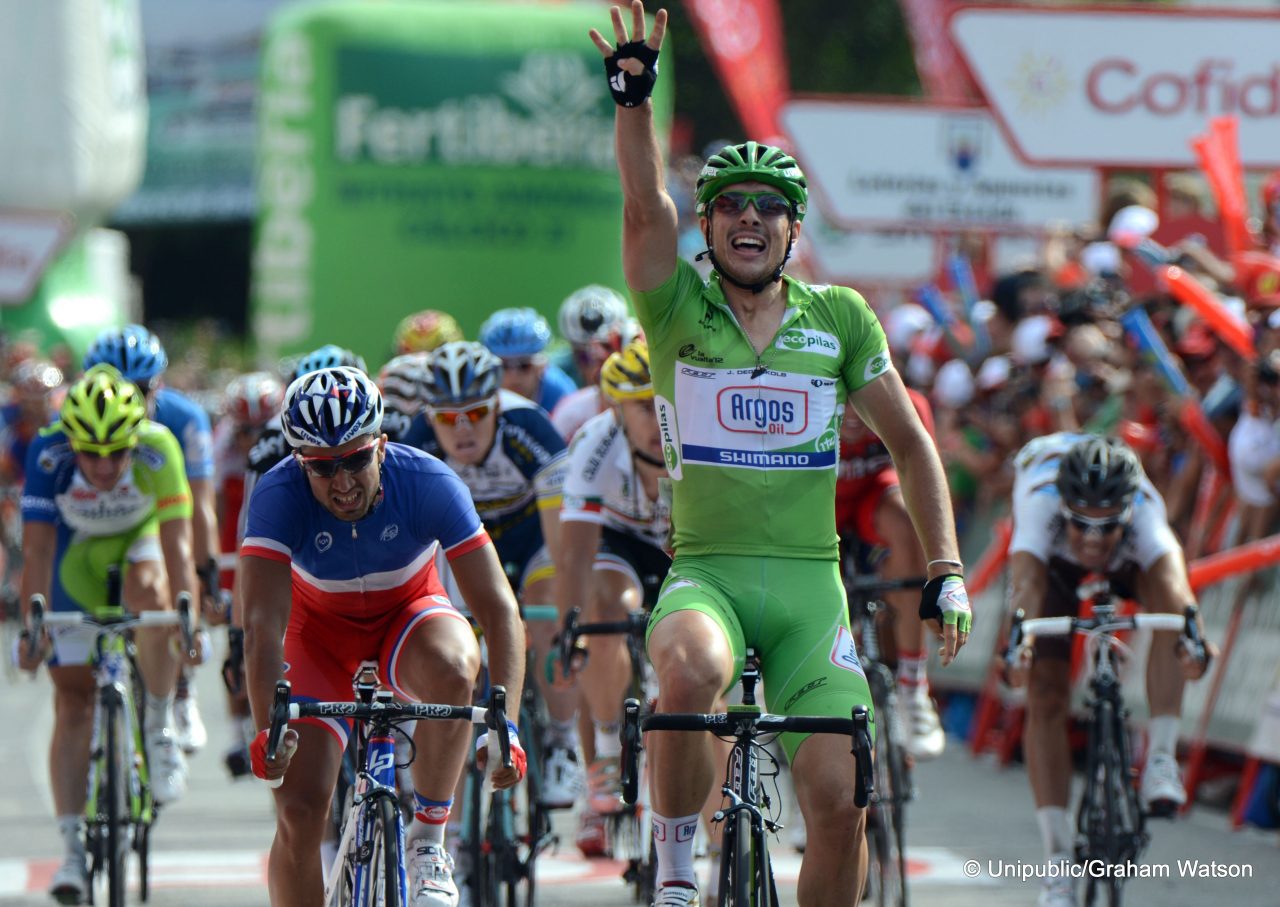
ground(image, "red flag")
xmin=900 ymin=0 xmax=978 ymax=102
xmin=682 ymin=0 xmax=789 ymax=143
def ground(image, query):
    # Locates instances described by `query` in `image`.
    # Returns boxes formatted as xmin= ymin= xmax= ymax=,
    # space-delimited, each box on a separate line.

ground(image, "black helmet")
xmin=1056 ymin=436 xmax=1141 ymax=510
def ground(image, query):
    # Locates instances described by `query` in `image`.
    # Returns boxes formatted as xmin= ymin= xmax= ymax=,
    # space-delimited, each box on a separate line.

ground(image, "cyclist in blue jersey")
xmin=479 ymin=307 xmax=577 ymax=414
xmin=418 ymin=342 xmax=585 ymax=809
xmin=242 ymin=367 xmax=526 ymax=907
xmin=85 ymin=325 xmax=220 ymax=754
xmin=0 ymin=359 xmax=64 ymax=488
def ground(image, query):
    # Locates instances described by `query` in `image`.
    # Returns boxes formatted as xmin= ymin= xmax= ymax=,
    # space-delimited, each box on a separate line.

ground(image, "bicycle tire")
xmin=103 ymin=691 xmax=128 ymax=907
xmin=370 ymin=795 xmax=402 ymax=907
xmin=721 ymin=813 xmax=751 ymax=907
xmin=750 ymin=818 xmax=776 ymax=907
xmin=867 ymin=677 xmax=908 ymax=907
xmin=136 ymin=821 xmax=150 ymax=903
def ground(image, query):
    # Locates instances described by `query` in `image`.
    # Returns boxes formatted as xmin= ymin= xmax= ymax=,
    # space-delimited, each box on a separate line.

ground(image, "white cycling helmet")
xmin=378 ymin=352 xmax=430 ymax=416
xmin=422 ymin=341 xmax=502 ymax=407
xmin=558 ymin=285 xmax=630 ymax=346
xmin=281 ymin=366 xmax=384 ymax=448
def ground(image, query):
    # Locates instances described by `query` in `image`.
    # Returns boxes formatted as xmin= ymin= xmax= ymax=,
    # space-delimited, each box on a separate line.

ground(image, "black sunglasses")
xmin=295 ymin=439 xmax=379 ymax=478
xmin=711 ymin=191 xmax=793 ymax=219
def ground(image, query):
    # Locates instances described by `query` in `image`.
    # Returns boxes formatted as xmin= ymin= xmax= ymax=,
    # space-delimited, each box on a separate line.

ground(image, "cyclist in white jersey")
xmin=1006 ymin=433 xmax=1215 ymax=907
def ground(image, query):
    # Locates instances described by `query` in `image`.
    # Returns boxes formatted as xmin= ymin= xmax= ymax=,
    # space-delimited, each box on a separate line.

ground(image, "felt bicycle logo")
xmin=315 ymin=531 xmax=333 ymax=552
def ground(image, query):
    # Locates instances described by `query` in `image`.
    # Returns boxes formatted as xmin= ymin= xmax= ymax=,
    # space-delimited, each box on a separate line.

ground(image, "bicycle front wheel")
xmin=102 ymin=693 xmax=129 ymax=907
xmin=366 ymin=796 xmax=403 ymax=907
xmin=717 ymin=814 xmax=753 ymax=907
xmin=868 ymin=702 xmax=908 ymax=907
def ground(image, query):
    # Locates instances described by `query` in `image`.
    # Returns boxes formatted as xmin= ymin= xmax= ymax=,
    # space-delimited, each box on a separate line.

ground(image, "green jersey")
xmin=632 ymin=259 xmax=889 ymax=560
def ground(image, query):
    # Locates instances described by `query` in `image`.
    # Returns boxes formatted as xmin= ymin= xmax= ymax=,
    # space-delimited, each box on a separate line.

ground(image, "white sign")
xmin=800 ymin=208 xmax=938 ymax=288
xmin=0 ymin=213 xmax=72 ymax=304
xmin=950 ymin=6 xmax=1280 ymax=169
xmin=782 ymin=99 xmax=1098 ymax=233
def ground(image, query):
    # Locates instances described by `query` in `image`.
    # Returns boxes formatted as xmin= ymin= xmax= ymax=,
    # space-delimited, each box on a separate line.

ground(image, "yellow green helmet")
xmin=59 ymin=364 xmax=147 ymax=453
xmin=600 ymin=340 xmax=652 ymax=402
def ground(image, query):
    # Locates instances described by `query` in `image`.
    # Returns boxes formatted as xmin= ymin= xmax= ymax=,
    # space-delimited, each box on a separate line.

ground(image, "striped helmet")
xmin=281 ymin=367 xmax=384 ymax=449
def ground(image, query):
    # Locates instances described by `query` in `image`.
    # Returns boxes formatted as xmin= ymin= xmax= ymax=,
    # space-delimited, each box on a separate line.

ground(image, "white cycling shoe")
xmin=173 ymin=692 xmax=208 ymax=755
xmin=653 ymin=883 xmax=701 ymax=906
xmin=540 ymin=745 xmax=585 ymax=809
xmin=147 ymin=727 xmax=189 ymax=804
xmin=1037 ymin=855 xmax=1075 ymax=907
xmin=1140 ymin=753 xmax=1186 ymax=816
xmin=902 ymin=690 xmax=946 ymax=761
xmin=408 ymin=842 xmax=458 ymax=907
xmin=49 ymin=852 xmax=88 ymax=905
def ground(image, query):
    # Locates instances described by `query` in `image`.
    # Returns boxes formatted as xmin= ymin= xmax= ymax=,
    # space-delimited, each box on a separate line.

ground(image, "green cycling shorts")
xmin=54 ymin=517 xmax=163 ymax=615
xmin=647 ymin=553 xmax=874 ymax=761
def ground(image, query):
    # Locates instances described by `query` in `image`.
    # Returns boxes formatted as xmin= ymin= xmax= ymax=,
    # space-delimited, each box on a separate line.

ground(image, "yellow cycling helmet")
xmin=600 ymin=340 xmax=652 ymax=402
xmin=393 ymin=310 xmax=463 ymax=355
xmin=58 ymin=364 xmax=147 ymax=453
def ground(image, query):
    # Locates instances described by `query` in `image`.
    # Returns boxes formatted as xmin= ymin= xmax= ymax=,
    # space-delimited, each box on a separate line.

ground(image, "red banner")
xmin=899 ymin=0 xmax=977 ymax=102
xmin=682 ymin=0 xmax=790 ymax=144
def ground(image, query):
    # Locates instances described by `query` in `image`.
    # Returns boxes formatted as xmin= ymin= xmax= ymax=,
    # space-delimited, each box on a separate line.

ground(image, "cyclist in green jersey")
xmin=591 ymin=5 xmax=973 ymax=905
xmin=17 ymin=365 xmax=202 ymax=904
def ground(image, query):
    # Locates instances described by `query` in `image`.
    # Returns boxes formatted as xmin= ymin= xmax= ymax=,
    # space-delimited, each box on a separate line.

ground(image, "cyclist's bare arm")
xmin=555 ymin=519 xmax=604 ymax=621
xmin=452 ymin=542 xmax=526 ymax=709
xmin=159 ymin=518 xmax=202 ymax=664
xmin=241 ymin=553 xmax=293 ymax=733
xmin=851 ymin=372 xmax=961 ymax=577
xmin=1137 ymin=548 xmax=1216 ymax=679
xmin=1006 ymin=550 xmax=1049 ymax=688
xmin=537 ymin=502 xmax=563 ymax=580
xmin=189 ymin=476 xmax=222 ymax=616
xmin=17 ymin=521 xmax=55 ymax=670
xmin=590 ymin=2 xmax=677 ymax=292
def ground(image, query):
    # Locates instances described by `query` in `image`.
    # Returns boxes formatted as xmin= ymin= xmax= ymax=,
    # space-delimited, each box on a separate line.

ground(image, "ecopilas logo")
xmin=776 ymin=329 xmax=840 ymax=357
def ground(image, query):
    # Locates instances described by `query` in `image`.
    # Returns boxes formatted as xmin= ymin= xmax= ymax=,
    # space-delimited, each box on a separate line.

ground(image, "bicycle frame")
xmin=1008 ymin=587 xmax=1206 ymax=907
xmin=266 ymin=677 xmax=511 ymax=907
xmin=31 ymin=591 xmax=192 ymax=907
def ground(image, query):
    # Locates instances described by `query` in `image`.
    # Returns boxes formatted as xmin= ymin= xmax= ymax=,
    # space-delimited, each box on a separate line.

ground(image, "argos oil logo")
xmin=716 ymin=387 xmax=807 ymax=435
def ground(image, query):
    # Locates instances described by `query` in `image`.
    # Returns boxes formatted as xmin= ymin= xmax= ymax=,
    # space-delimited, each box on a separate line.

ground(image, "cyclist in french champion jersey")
xmin=85 ymin=325 xmax=220 ymax=754
xmin=242 ymin=367 xmax=526 ymax=907
xmin=593 ymin=6 xmax=970 ymax=904
xmin=417 ymin=341 xmax=586 ymax=808
xmin=18 ymin=365 xmax=200 ymax=903
xmin=1006 ymin=433 xmax=1214 ymax=907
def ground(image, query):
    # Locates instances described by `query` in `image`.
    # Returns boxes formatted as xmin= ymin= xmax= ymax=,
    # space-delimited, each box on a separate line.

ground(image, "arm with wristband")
xmin=850 ymin=372 xmax=972 ymax=665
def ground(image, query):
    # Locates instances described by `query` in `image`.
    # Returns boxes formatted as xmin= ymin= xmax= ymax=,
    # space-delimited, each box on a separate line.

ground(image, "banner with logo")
xmin=950 ymin=5 xmax=1280 ymax=168
xmin=250 ymin=1 xmax=671 ymax=368
xmin=682 ymin=0 xmax=788 ymax=143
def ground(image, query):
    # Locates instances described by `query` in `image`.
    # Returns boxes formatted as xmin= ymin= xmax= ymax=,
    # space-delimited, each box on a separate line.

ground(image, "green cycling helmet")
xmin=59 ymin=364 xmax=147 ymax=453
xmin=695 ymin=141 xmax=808 ymax=220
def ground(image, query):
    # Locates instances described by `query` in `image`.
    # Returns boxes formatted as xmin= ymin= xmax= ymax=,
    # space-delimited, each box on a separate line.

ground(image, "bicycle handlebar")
xmin=623 ymin=703 xmax=874 ymax=809
xmin=556 ymin=607 xmax=648 ymax=679
xmin=844 ymin=575 xmax=928 ymax=598
xmin=1005 ymin=605 xmax=1200 ymax=670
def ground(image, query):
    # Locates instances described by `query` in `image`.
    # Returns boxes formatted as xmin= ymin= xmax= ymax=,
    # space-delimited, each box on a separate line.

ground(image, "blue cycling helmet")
xmin=281 ymin=366 xmax=384 ymax=449
xmin=422 ymin=342 xmax=502 ymax=407
xmin=478 ymin=308 xmax=552 ymax=358
xmin=292 ymin=344 xmax=368 ymax=381
xmin=83 ymin=325 xmax=168 ymax=383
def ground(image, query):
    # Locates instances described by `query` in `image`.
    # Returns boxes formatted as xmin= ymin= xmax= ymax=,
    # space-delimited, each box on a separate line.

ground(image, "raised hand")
xmin=589 ymin=1 xmax=668 ymax=107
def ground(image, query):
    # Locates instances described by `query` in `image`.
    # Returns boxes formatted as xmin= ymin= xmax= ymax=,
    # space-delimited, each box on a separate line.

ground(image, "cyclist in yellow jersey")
xmin=17 ymin=365 xmax=201 ymax=904
xmin=591 ymin=5 xmax=971 ymax=905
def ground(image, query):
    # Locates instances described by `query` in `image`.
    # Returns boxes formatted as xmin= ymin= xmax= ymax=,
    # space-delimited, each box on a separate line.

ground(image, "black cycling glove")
xmin=605 ymin=40 xmax=659 ymax=108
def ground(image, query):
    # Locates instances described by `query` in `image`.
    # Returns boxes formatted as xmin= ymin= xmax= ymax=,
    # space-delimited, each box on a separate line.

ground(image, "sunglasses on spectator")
xmin=711 ymin=191 xmax=793 ymax=219
xmin=429 ymin=399 xmax=496 ymax=427
xmin=1061 ymin=505 xmax=1130 ymax=536
xmin=295 ymin=438 xmax=380 ymax=478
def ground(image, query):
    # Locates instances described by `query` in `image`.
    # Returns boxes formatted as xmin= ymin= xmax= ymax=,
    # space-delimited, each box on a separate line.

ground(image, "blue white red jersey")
xmin=240 ymin=443 xmax=489 ymax=619
xmin=153 ymin=387 xmax=215 ymax=481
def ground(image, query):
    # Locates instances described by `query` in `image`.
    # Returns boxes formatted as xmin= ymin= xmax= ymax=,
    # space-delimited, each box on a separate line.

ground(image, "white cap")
xmin=884 ymin=304 xmax=932 ymax=354
xmin=1081 ymin=241 xmax=1122 ymax=275
xmin=1108 ymin=204 xmax=1159 ymax=248
xmin=976 ymin=355 xmax=1012 ymax=390
xmin=932 ymin=359 xmax=974 ymax=409
xmin=1012 ymin=315 xmax=1055 ymax=366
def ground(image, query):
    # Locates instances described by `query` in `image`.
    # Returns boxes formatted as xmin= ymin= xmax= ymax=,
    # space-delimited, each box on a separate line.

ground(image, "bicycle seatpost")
xmin=740 ymin=653 xmax=761 ymax=707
